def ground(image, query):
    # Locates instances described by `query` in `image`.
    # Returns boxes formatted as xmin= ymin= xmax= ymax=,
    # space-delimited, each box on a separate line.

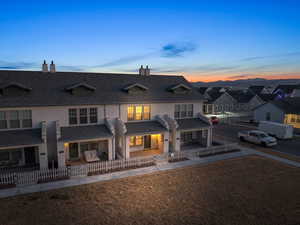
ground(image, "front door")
xmin=144 ymin=135 xmax=151 ymax=149
xmin=24 ymin=147 xmax=36 ymax=165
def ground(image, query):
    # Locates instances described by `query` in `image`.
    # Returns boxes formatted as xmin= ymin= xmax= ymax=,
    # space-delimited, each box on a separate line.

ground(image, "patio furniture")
xmin=84 ymin=150 xmax=100 ymax=162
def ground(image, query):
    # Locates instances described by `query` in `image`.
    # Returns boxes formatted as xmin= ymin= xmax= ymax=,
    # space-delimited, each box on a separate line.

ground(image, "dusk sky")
xmin=0 ymin=0 xmax=300 ymax=82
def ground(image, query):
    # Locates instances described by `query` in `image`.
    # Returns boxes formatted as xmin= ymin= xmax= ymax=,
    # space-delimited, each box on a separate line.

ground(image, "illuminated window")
xmin=129 ymin=136 xmax=135 ymax=146
xmin=129 ymin=136 xmax=143 ymax=146
xmin=135 ymin=106 xmax=142 ymax=120
xmin=143 ymin=105 xmax=150 ymax=120
xmin=136 ymin=136 xmax=143 ymax=145
xmin=127 ymin=105 xmax=151 ymax=121
xmin=127 ymin=106 xmax=134 ymax=121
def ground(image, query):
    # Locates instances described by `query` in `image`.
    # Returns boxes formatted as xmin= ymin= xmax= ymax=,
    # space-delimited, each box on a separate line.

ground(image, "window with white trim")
xmin=0 ymin=110 xmax=32 ymax=129
xmin=127 ymin=105 xmax=150 ymax=121
xmin=174 ymin=104 xmax=193 ymax=119
xmin=68 ymin=108 xmax=98 ymax=125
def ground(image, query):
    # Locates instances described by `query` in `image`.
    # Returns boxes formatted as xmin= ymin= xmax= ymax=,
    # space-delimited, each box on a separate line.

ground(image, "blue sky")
xmin=0 ymin=0 xmax=300 ymax=81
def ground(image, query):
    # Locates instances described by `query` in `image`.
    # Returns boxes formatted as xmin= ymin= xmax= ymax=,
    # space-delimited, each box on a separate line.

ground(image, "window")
xmin=69 ymin=143 xmax=79 ymax=160
xmin=89 ymin=108 xmax=98 ymax=123
xmin=20 ymin=110 xmax=32 ymax=128
xmin=143 ymin=105 xmax=150 ymax=120
xmin=0 ymin=111 xmax=7 ymax=129
xmin=80 ymin=142 xmax=98 ymax=153
xmin=291 ymin=116 xmax=296 ymax=123
xmin=69 ymin=108 xmax=98 ymax=125
xmin=9 ymin=111 xmax=20 ymax=128
xmin=79 ymin=108 xmax=88 ymax=124
xmin=129 ymin=136 xmax=143 ymax=147
xmin=0 ymin=152 xmax=10 ymax=161
xmin=266 ymin=112 xmax=271 ymax=121
xmin=297 ymin=115 xmax=300 ymax=123
xmin=127 ymin=105 xmax=151 ymax=121
xmin=174 ymin=104 xmax=194 ymax=119
xmin=69 ymin=109 xmax=77 ymax=125
xmin=11 ymin=151 xmax=22 ymax=161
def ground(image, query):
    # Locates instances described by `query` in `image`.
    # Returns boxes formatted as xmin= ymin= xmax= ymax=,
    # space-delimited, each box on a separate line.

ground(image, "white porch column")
xmin=162 ymin=131 xmax=170 ymax=154
xmin=174 ymin=130 xmax=181 ymax=152
xmin=125 ymin=136 xmax=130 ymax=159
xmin=206 ymin=128 xmax=212 ymax=147
xmin=108 ymin=138 xmax=113 ymax=160
xmin=57 ymin=141 xmax=66 ymax=168
xmin=38 ymin=143 xmax=49 ymax=169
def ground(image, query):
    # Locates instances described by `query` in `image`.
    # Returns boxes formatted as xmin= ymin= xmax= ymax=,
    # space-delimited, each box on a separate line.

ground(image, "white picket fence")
xmin=0 ymin=143 xmax=238 ymax=188
xmin=0 ymin=156 xmax=155 ymax=187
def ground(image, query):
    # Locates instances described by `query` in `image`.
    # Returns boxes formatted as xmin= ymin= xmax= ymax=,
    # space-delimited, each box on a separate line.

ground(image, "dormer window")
xmin=65 ymin=82 xmax=96 ymax=96
xmin=123 ymin=83 xmax=148 ymax=94
xmin=169 ymin=83 xmax=191 ymax=94
xmin=0 ymin=82 xmax=32 ymax=97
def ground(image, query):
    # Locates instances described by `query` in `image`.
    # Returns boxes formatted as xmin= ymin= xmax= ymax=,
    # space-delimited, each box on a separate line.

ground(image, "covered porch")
xmin=176 ymin=118 xmax=212 ymax=151
xmin=56 ymin=124 xmax=114 ymax=167
xmin=0 ymin=128 xmax=48 ymax=169
xmin=123 ymin=121 xmax=169 ymax=159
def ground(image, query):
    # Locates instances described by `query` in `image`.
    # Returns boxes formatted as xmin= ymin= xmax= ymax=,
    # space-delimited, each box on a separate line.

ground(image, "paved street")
xmin=213 ymin=123 xmax=300 ymax=156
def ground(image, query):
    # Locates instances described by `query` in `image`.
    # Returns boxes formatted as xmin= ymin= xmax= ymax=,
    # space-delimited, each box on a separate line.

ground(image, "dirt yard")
xmin=0 ymin=155 xmax=300 ymax=225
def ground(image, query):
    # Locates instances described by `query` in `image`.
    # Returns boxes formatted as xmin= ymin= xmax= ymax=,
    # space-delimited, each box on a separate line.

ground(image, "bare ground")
xmin=0 ymin=155 xmax=300 ymax=225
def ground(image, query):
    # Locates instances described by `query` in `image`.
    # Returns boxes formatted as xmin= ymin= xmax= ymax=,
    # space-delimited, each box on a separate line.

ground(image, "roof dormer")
xmin=123 ymin=83 xmax=148 ymax=94
xmin=65 ymin=82 xmax=96 ymax=96
xmin=168 ymin=83 xmax=191 ymax=94
xmin=0 ymin=82 xmax=32 ymax=97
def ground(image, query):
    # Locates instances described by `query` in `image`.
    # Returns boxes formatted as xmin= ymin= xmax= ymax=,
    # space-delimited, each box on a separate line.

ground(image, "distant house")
xmin=254 ymin=97 xmax=300 ymax=128
xmin=228 ymin=90 xmax=265 ymax=112
xmin=248 ymin=86 xmax=269 ymax=95
xmin=203 ymin=91 xmax=236 ymax=114
xmin=272 ymin=84 xmax=300 ymax=99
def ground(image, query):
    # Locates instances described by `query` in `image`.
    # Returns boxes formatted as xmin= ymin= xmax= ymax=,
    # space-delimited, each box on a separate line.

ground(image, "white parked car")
xmin=238 ymin=130 xmax=277 ymax=147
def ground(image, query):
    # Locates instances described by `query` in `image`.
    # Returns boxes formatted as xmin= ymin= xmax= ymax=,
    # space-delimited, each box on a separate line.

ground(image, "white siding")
xmin=254 ymin=103 xmax=285 ymax=123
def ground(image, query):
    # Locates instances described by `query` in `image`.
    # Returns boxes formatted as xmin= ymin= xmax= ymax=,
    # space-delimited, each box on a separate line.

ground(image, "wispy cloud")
xmin=0 ymin=60 xmax=38 ymax=70
xmin=241 ymin=51 xmax=300 ymax=62
xmin=161 ymin=42 xmax=197 ymax=57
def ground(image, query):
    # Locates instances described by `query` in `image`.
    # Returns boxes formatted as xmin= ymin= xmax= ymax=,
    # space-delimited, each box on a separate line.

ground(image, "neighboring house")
xmin=248 ymin=86 xmax=266 ymax=95
xmin=291 ymin=89 xmax=300 ymax=98
xmin=254 ymin=97 xmax=300 ymax=128
xmin=204 ymin=91 xmax=237 ymax=114
xmin=227 ymin=90 xmax=265 ymax=112
xmin=272 ymin=84 xmax=300 ymax=99
xmin=0 ymin=63 xmax=212 ymax=169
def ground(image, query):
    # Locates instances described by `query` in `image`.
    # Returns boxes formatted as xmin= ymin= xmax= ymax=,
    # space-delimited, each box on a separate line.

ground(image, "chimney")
xmin=50 ymin=60 xmax=56 ymax=73
xmin=145 ymin=65 xmax=150 ymax=76
xmin=139 ymin=65 xmax=145 ymax=76
xmin=42 ymin=60 xmax=48 ymax=72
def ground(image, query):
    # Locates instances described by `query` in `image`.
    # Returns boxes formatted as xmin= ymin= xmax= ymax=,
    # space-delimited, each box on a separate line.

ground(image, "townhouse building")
xmin=0 ymin=63 xmax=212 ymax=169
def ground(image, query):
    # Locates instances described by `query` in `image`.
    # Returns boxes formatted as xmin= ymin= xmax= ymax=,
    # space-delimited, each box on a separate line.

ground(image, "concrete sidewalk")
xmin=0 ymin=149 xmax=249 ymax=199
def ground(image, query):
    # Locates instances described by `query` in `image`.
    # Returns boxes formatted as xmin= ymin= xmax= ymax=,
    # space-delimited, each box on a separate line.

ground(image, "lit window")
xmin=135 ymin=106 xmax=142 ymax=120
xmin=136 ymin=136 xmax=143 ymax=145
xmin=127 ymin=106 xmax=134 ymax=121
xmin=129 ymin=136 xmax=143 ymax=146
xmin=143 ymin=105 xmax=150 ymax=120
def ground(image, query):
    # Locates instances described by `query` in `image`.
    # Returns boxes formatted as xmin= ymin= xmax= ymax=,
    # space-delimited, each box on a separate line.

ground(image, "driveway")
xmin=213 ymin=123 xmax=300 ymax=156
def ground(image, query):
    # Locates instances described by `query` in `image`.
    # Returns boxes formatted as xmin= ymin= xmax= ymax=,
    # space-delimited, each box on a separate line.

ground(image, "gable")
xmin=214 ymin=92 xmax=237 ymax=104
xmin=65 ymin=82 xmax=96 ymax=96
xmin=123 ymin=83 xmax=148 ymax=94
xmin=0 ymin=83 xmax=32 ymax=97
xmin=169 ymin=83 xmax=191 ymax=94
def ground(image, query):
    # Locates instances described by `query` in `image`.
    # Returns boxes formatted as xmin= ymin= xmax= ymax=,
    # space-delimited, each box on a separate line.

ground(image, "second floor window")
xmin=69 ymin=108 xmax=98 ymax=125
xmin=174 ymin=104 xmax=193 ymax=119
xmin=0 ymin=110 xmax=32 ymax=129
xmin=127 ymin=105 xmax=150 ymax=121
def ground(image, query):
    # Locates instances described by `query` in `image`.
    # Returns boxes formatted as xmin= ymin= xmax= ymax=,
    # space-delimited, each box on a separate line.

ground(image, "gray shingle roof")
xmin=60 ymin=125 xmax=112 ymax=142
xmin=272 ymin=97 xmax=300 ymax=114
xmin=0 ymin=128 xmax=42 ymax=148
xmin=125 ymin=121 xmax=167 ymax=136
xmin=176 ymin=118 xmax=210 ymax=131
xmin=227 ymin=90 xmax=254 ymax=103
xmin=0 ymin=70 xmax=203 ymax=108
